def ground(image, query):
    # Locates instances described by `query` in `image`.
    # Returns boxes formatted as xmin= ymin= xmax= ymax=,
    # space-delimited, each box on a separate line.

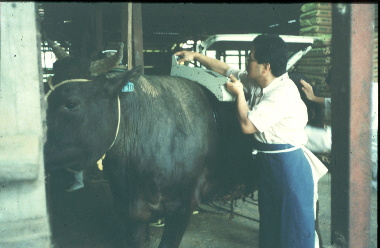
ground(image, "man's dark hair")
xmin=252 ymin=34 xmax=288 ymax=77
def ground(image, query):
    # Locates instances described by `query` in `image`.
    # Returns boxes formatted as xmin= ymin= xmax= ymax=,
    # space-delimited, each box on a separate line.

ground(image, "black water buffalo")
xmin=44 ymin=42 xmax=256 ymax=248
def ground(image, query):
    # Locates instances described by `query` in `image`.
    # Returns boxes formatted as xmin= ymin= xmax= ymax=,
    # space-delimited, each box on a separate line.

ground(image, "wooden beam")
xmin=132 ymin=3 xmax=144 ymax=73
xmin=95 ymin=3 xmax=103 ymax=52
xmin=127 ymin=2 xmax=133 ymax=69
xmin=121 ymin=3 xmax=128 ymax=66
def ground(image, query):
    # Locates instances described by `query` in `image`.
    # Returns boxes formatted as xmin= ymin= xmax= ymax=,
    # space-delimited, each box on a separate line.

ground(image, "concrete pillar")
xmin=0 ymin=2 xmax=51 ymax=247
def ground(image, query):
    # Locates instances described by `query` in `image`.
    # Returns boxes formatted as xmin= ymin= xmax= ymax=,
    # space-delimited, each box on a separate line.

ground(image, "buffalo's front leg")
xmin=112 ymin=197 xmax=149 ymax=248
xmin=122 ymin=220 xmax=148 ymax=248
xmin=158 ymin=206 xmax=193 ymax=248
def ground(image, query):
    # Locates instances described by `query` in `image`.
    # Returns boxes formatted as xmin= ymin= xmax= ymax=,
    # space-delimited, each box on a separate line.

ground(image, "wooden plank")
xmin=95 ymin=3 xmax=103 ymax=52
xmin=121 ymin=3 xmax=128 ymax=66
xmin=128 ymin=2 xmax=133 ymax=69
xmin=132 ymin=3 xmax=144 ymax=73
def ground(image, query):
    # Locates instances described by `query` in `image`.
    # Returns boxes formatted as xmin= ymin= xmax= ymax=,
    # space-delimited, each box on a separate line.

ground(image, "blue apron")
xmin=252 ymin=139 xmax=315 ymax=248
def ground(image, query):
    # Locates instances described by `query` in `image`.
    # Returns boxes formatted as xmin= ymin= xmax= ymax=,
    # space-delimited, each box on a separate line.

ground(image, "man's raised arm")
xmin=174 ymin=51 xmax=230 ymax=77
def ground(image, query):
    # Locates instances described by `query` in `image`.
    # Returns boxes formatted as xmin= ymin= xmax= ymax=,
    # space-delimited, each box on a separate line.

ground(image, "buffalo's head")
xmin=43 ymin=40 xmax=142 ymax=171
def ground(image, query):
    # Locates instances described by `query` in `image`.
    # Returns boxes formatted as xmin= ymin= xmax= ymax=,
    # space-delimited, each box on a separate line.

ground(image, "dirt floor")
xmin=47 ymin=169 xmax=377 ymax=248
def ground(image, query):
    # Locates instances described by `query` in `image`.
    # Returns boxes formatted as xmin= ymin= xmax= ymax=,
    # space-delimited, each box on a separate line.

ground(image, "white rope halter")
xmin=44 ymin=76 xmax=121 ymax=152
xmin=44 ymin=76 xmax=92 ymax=100
xmin=108 ymin=96 xmax=120 ymax=150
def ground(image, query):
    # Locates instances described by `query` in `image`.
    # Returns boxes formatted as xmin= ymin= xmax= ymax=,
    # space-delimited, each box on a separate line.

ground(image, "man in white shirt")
xmin=300 ymin=79 xmax=331 ymax=153
xmin=175 ymin=34 xmax=327 ymax=248
xmin=300 ymin=79 xmax=378 ymax=190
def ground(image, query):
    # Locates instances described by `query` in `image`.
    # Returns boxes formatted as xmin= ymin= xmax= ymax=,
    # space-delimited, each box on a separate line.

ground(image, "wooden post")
xmin=127 ymin=2 xmax=133 ymax=69
xmin=121 ymin=3 xmax=128 ymax=66
xmin=121 ymin=2 xmax=144 ymax=71
xmin=132 ymin=3 xmax=144 ymax=73
xmin=95 ymin=3 xmax=103 ymax=52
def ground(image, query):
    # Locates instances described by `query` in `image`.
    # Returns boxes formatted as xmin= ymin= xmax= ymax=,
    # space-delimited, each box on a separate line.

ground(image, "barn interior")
xmin=1 ymin=3 xmax=377 ymax=248
xmin=37 ymin=3 xmax=378 ymax=248
xmin=39 ymin=3 xmax=306 ymax=76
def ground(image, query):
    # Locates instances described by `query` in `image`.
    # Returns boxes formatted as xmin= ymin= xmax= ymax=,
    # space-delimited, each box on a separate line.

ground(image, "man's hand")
xmin=173 ymin=50 xmax=230 ymax=76
xmin=174 ymin=51 xmax=198 ymax=64
xmin=300 ymin=79 xmax=316 ymax=101
xmin=226 ymin=74 xmax=257 ymax=134
xmin=300 ymin=79 xmax=325 ymax=106
xmin=225 ymin=74 xmax=244 ymax=96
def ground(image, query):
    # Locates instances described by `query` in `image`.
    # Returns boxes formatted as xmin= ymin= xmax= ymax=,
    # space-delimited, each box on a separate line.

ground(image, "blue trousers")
xmin=253 ymin=139 xmax=315 ymax=248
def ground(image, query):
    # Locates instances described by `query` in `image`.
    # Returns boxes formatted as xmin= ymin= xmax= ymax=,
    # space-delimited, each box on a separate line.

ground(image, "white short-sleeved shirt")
xmin=226 ymin=68 xmax=328 ymax=182
xmin=226 ymin=68 xmax=308 ymax=146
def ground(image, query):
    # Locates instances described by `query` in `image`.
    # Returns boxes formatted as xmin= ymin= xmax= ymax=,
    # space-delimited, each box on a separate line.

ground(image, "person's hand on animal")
xmin=300 ymin=79 xmax=316 ymax=101
xmin=174 ymin=51 xmax=197 ymax=64
xmin=300 ymin=79 xmax=326 ymax=106
xmin=225 ymin=74 xmax=244 ymax=96
xmin=174 ymin=51 xmax=230 ymax=76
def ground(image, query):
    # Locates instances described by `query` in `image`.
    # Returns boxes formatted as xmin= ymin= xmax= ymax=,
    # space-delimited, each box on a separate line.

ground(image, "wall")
xmin=0 ymin=2 xmax=51 ymax=247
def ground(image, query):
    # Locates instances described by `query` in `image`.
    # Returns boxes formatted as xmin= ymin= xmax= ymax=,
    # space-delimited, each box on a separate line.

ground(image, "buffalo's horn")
xmin=46 ymin=38 xmax=70 ymax=60
xmin=89 ymin=43 xmax=124 ymax=76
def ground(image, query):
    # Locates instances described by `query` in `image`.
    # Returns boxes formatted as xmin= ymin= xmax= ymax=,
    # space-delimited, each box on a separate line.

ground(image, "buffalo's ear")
xmin=122 ymin=65 xmax=143 ymax=83
xmin=102 ymin=65 xmax=143 ymax=96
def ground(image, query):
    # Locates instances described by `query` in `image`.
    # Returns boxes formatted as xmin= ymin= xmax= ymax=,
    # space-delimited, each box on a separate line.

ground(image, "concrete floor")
xmin=48 ymin=170 xmax=378 ymax=248
xmin=316 ymin=173 xmax=378 ymax=248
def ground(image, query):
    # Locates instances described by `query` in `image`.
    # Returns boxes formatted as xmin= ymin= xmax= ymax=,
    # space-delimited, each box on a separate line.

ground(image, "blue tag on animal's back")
xmin=122 ymin=82 xmax=134 ymax=92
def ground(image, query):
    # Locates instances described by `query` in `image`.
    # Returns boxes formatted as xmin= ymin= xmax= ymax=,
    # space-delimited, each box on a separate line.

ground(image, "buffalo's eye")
xmin=64 ymin=102 xmax=78 ymax=111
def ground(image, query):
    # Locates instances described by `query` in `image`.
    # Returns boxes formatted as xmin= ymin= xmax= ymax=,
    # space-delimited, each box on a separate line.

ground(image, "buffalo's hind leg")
xmin=158 ymin=206 xmax=193 ymax=248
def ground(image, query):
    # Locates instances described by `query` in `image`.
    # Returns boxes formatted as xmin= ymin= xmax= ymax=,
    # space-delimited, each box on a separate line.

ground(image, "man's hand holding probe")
xmin=175 ymin=51 xmax=244 ymax=96
xmin=225 ymin=74 xmax=244 ymax=96
xmin=226 ymin=74 xmax=257 ymax=134
xmin=174 ymin=51 xmax=257 ymax=134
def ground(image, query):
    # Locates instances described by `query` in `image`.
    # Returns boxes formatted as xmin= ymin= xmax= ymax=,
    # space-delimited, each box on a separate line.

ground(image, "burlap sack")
xmin=303 ymin=47 xmax=331 ymax=57
xmin=300 ymin=25 xmax=332 ymax=34
xmin=316 ymin=83 xmax=330 ymax=92
xmin=296 ymin=65 xmax=331 ymax=75
xmin=300 ymin=17 xmax=332 ymax=27
xmin=301 ymin=3 xmax=332 ymax=12
xmin=300 ymin=9 xmax=332 ymax=19
xmin=300 ymin=33 xmax=332 ymax=37
xmin=313 ymin=35 xmax=332 ymax=47
xmin=301 ymin=73 xmax=328 ymax=85
xmin=298 ymin=56 xmax=331 ymax=65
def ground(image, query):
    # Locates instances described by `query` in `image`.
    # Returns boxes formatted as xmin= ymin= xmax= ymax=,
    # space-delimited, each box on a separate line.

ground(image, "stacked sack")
xmin=296 ymin=3 xmax=332 ymax=98
xmin=295 ymin=3 xmax=333 ymax=165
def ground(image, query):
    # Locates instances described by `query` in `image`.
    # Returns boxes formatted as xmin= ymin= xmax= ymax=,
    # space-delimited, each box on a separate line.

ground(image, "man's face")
xmin=246 ymin=48 xmax=262 ymax=81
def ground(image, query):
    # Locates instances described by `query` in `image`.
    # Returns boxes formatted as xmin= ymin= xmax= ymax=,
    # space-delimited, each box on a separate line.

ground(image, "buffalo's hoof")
xmin=149 ymin=219 xmax=165 ymax=227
